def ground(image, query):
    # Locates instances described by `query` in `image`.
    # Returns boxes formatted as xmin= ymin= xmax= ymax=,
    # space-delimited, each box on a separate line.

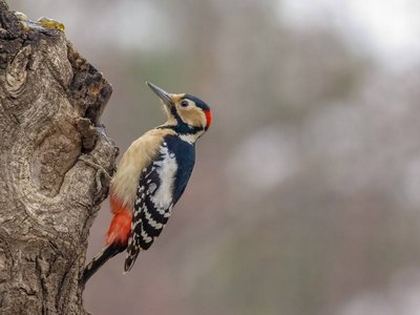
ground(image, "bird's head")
xmin=147 ymin=82 xmax=212 ymax=141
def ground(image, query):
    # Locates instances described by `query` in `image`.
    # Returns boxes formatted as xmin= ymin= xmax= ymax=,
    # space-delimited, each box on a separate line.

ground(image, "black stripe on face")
xmin=157 ymin=124 xmax=204 ymax=135
xmin=170 ymin=105 xmax=183 ymax=125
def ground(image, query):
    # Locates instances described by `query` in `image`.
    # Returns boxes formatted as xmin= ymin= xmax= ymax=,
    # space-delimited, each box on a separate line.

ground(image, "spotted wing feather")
xmin=124 ymin=143 xmax=176 ymax=272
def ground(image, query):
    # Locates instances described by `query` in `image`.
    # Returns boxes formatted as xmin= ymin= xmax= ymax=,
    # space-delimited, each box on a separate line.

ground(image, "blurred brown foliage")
xmin=14 ymin=1 xmax=420 ymax=314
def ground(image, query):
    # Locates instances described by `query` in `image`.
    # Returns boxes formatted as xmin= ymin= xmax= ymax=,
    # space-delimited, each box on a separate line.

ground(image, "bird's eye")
xmin=180 ymin=100 xmax=189 ymax=107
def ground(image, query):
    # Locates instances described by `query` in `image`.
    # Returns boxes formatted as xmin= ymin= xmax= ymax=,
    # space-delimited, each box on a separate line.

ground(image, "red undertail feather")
xmin=106 ymin=194 xmax=132 ymax=246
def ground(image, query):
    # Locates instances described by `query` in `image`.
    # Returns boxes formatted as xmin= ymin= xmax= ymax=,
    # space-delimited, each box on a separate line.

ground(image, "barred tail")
xmin=81 ymin=243 xmax=125 ymax=286
xmin=124 ymin=241 xmax=140 ymax=273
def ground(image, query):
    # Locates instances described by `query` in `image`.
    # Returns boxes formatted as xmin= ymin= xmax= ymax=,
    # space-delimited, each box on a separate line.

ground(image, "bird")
xmin=82 ymin=82 xmax=212 ymax=285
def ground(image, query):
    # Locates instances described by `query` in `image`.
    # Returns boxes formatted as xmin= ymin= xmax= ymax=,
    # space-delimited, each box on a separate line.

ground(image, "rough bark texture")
xmin=0 ymin=2 xmax=118 ymax=314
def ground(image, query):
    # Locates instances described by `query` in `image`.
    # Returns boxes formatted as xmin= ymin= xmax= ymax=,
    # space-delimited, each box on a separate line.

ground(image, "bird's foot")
xmin=78 ymin=155 xmax=112 ymax=182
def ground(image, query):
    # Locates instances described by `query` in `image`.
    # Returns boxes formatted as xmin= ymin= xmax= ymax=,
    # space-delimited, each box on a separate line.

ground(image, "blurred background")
xmin=12 ymin=0 xmax=420 ymax=314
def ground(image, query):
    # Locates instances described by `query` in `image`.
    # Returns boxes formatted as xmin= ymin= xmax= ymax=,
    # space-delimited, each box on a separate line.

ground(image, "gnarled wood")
xmin=0 ymin=2 xmax=117 ymax=314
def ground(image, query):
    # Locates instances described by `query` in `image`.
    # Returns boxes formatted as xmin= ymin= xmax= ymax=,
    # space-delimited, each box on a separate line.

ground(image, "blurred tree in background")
xmin=13 ymin=0 xmax=420 ymax=314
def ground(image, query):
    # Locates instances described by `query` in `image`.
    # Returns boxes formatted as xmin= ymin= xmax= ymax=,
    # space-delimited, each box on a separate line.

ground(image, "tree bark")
xmin=0 ymin=2 xmax=117 ymax=314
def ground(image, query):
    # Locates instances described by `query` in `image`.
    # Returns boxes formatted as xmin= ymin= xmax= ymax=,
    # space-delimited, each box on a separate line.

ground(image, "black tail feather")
xmin=81 ymin=243 xmax=125 ymax=286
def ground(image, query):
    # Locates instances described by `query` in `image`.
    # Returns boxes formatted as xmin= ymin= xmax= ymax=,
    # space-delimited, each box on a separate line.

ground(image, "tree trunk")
xmin=0 ymin=2 xmax=117 ymax=314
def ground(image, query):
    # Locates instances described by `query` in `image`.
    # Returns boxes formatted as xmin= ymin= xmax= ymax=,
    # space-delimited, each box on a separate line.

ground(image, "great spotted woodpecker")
xmin=82 ymin=82 xmax=212 ymax=284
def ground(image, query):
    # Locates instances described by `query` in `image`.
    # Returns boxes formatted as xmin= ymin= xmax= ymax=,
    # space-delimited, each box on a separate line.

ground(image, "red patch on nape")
xmin=106 ymin=195 xmax=132 ymax=246
xmin=204 ymin=109 xmax=212 ymax=130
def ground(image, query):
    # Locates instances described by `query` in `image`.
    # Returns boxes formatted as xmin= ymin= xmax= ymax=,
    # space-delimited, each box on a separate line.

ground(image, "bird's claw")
xmin=79 ymin=155 xmax=112 ymax=182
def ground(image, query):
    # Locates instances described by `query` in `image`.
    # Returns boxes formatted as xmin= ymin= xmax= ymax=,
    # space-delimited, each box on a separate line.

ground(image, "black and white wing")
xmin=125 ymin=143 xmax=176 ymax=272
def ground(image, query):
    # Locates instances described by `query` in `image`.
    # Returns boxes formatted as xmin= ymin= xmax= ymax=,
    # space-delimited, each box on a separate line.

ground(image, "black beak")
xmin=146 ymin=82 xmax=173 ymax=108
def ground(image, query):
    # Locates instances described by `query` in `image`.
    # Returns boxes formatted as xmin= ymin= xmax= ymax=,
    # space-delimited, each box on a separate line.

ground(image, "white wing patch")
xmin=150 ymin=144 xmax=178 ymax=211
xmin=125 ymin=142 xmax=178 ymax=271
